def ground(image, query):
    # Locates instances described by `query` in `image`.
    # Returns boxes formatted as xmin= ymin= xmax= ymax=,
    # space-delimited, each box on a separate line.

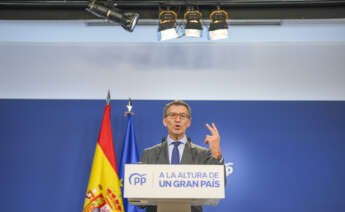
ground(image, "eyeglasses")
xmin=166 ymin=112 xmax=190 ymax=119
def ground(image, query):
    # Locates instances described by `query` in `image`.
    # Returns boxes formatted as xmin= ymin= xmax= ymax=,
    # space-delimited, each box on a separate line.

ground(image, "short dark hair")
xmin=163 ymin=100 xmax=191 ymax=118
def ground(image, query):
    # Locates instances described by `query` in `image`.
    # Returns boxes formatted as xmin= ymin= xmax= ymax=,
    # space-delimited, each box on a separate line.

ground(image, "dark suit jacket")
xmin=139 ymin=138 xmax=224 ymax=212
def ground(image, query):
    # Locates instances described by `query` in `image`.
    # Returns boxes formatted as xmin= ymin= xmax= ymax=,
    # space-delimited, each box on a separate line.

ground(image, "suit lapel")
xmin=157 ymin=141 xmax=170 ymax=164
xmin=181 ymin=141 xmax=194 ymax=164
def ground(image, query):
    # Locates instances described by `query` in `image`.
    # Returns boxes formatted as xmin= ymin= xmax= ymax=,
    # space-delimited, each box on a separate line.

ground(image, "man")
xmin=140 ymin=100 xmax=224 ymax=212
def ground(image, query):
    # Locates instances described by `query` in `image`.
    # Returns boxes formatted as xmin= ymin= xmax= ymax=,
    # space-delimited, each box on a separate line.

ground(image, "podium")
xmin=124 ymin=164 xmax=225 ymax=212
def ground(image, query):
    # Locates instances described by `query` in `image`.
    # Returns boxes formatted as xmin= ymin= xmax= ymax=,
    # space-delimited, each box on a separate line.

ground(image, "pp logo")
xmin=225 ymin=162 xmax=234 ymax=177
xmin=129 ymin=173 xmax=147 ymax=185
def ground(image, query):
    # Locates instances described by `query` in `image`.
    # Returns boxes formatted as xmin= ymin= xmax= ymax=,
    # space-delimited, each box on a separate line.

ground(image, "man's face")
xmin=163 ymin=105 xmax=191 ymax=140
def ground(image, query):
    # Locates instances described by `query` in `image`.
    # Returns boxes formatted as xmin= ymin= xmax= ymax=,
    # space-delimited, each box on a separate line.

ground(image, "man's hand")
xmin=204 ymin=123 xmax=222 ymax=159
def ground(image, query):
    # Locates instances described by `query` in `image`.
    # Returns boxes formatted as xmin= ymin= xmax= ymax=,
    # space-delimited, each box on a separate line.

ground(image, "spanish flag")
xmin=83 ymin=103 xmax=124 ymax=212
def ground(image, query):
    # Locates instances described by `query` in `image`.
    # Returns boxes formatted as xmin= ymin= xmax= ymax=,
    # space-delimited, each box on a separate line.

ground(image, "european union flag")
xmin=119 ymin=113 xmax=143 ymax=212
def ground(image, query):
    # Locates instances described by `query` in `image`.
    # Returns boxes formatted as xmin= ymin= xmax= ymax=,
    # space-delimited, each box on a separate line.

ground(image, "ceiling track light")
xmin=208 ymin=8 xmax=229 ymax=40
xmin=184 ymin=7 xmax=203 ymax=38
xmin=158 ymin=9 xmax=179 ymax=41
xmin=87 ymin=1 xmax=139 ymax=32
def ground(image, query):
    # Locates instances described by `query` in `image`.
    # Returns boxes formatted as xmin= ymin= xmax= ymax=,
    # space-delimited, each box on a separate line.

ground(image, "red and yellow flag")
xmin=83 ymin=104 xmax=124 ymax=212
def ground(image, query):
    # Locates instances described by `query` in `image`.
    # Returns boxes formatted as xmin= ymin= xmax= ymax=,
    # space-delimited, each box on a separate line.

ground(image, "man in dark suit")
xmin=140 ymin=100 xmax=224 ymax=212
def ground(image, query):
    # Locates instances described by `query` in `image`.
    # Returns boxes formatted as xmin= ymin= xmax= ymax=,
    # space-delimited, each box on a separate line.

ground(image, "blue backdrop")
xmin=1 ymin=100 xmax=345 ymax=212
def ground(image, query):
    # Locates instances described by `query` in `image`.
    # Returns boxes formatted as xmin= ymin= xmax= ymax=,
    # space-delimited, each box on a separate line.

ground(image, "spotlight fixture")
xmin=184 ymin=7 xmax=203 ymax=37
xmin=87 ymin=1 xmax=139 ymax=32
xmin=208 ymin=9 xmax=229 ymax=40
xmin=158 ymin=9 xmax=179 ymax=41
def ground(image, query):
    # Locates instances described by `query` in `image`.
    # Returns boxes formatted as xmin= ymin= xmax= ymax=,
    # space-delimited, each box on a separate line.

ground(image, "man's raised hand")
xmin=204 ymin=123 xmax=222 ymax=159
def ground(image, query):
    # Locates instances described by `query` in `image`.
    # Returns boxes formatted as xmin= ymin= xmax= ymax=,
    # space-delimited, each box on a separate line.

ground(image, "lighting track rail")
xmin=1 ymin=0 xmax=345 ymax=21
xmin=1 ymin=0 xmax=345 ymax=7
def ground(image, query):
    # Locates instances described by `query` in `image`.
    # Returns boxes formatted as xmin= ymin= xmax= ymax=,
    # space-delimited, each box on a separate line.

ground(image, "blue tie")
xmin=171 ymin=141 xmax=182 ymax=164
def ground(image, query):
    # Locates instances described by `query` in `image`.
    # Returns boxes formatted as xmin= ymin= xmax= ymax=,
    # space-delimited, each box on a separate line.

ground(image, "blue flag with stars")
xmin=119 ymin=113 xmax=143 ymax=212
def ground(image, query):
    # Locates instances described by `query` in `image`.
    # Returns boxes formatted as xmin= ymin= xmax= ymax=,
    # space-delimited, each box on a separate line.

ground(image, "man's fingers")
xmin=211 ymin=123 xmax=219 ymax=135
xmin=206 ymin=123 xmax=216 ymax=135
xmin=206 ymin=123 xmax=219 ymax=136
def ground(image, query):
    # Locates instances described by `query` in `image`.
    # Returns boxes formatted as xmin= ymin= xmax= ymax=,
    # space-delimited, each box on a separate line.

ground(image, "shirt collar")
xmin=167 ymin=135 xmax=187 ymax=145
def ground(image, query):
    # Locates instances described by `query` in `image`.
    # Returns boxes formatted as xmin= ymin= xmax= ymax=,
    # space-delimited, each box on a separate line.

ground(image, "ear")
xmin=163 ymin=118 xmax=167 ymax=127
xmin=186 ymin=118 xmax=191 ymax=128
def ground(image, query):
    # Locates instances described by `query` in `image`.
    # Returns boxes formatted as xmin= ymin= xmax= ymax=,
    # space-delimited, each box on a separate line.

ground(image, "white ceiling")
xmin=1 ymin=19 xmax=345 ymax=100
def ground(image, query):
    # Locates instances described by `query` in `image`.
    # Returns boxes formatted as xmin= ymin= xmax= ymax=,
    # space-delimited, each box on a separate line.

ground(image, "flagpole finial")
xmin=124 ymin=97 xmax=135 ymax=117
xmin=106 ymin=89 xmax=111 ymax=105
xmin=126 ymin=98 xmax=133 ymax=112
